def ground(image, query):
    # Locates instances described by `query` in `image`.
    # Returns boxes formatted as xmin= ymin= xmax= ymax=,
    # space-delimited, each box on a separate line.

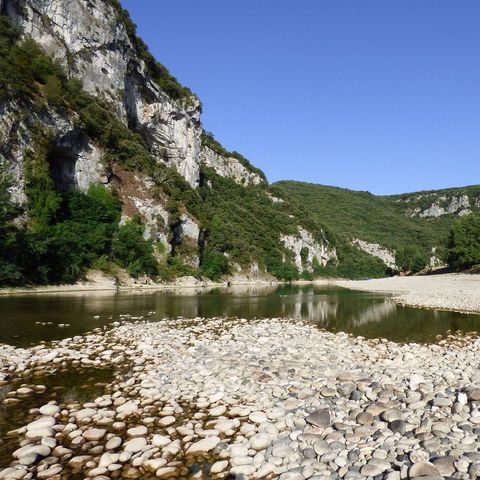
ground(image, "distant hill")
xmin=273 ymin=181 xmax=480 ymax=278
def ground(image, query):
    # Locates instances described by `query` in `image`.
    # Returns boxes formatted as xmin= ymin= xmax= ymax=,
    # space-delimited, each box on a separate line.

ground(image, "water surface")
xmin=1 ymin=284 xmax=479 ymax=345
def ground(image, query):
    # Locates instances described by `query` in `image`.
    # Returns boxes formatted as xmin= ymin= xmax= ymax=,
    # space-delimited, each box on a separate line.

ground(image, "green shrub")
xmin=23 ymin=127 xmax=61 ymax=229
xmin=0 ymin=171 xmax=23 ymax=285
xmin=112 ymin=217 xmax=158 ymax=277
xmin=396 ymin=246 xmax=428 ymax=273
xmin=448 ymin=214 xmax=480 ymax=268
xmin=200 ymin=250 xmax=230 ymax=281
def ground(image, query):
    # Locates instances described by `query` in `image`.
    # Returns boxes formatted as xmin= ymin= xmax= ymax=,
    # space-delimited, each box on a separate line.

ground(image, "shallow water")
xmin=1 ymin=284 xmax=479 ymax=345
xmin=0 ymin=366 xmax=114 ymax=467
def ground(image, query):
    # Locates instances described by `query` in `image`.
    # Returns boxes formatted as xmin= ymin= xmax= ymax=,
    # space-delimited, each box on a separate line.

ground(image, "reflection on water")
xmin=0 ymin=284 xmax=480 ymax=345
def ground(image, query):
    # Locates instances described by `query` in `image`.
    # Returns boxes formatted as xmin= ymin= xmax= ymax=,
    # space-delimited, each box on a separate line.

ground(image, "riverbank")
xmin=1 ymin=317 xmax=480 ymax=479
xmin=334 ymin=273 xmax=480 ymax=314
xmin=2 ymin=272 xmax=479 ymax=320
xmin=0 ymin=270 xmax=280 ymax=296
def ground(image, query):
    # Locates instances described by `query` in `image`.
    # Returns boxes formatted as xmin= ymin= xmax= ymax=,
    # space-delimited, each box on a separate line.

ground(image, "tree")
xmin=0 ymin=170 xmax=23 ymax=285
xmin=111 ymin=217 xmax=158 ymax=277
xmin=200 ymin=250 xmax=230 ymax=281
xmin=396 ymin=246 xmax=428 ymax=274
xmin=448 ymin=214 xmax=480 ymax=269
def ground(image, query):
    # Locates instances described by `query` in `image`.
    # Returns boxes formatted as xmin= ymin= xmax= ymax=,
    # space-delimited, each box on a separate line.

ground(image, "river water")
xmin=1 ymin=284 xmax=479 ymax=346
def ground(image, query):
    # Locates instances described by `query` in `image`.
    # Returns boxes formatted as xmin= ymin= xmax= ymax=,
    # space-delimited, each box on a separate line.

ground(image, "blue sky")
xmin=121 ymin=1 xmax=480 ymax=194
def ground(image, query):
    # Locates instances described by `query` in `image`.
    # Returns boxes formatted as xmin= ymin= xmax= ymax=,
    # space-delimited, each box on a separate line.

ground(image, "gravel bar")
xmin=1 ymin=317 xmax=480 ymax=479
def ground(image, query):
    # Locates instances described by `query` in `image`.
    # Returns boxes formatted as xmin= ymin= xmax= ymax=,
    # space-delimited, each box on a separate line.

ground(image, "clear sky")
xmin=121 ymin=0 xmax=480 ymax=194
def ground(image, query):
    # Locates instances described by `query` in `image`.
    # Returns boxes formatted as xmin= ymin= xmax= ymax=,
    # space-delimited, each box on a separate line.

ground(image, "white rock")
xmin=116 ymin=401 xmax=139 ymax=415
xmin=186 ymin=436 xmax=220 ymax=455
xmin=127 ymin=425 xmax=148 ymax=437
xmin=39 ymin=404 xmax=60 ymax=416
xmin=152 ymin=435 xmax=172 ymax=447
xmin=83 ymin=428 xmax=106 ymax=441
xmin=249 ymin=411 xmax=268 ymax=424
xmin=124 ymin=437 xmax=147 ymax=453
xmin=210 ymin=460 xmax=228 ymax=473
xmin=158 ymin=416 xmax=175 ymax=426
xmin=250 ymin=434 xmax=271 ymax=451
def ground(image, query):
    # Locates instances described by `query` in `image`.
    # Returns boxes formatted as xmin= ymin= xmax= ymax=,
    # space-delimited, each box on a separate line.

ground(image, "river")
xmin=1 ymin=284 xmax=479 ymax=346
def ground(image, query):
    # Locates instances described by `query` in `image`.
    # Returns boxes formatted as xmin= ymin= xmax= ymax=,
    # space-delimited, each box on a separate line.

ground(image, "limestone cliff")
xmin=1 ymin=0 xmax=264 ymax=191
xmin=395 ymin=191 xmax=480 ymax=218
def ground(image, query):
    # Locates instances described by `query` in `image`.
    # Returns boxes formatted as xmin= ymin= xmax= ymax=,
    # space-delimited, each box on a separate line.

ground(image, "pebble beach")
xmin=336 ymin=274 xmax=480 ymax=315
xmin=1 ymin=315 xmax=480 ymax=479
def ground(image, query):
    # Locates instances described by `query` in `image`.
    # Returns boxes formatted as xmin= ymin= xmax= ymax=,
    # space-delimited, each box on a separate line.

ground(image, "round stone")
xmin=83 ymin=428 xmax=106 ymax=441
xmin=468 ymin=389 xmax=480 ymax=401
xmin=409 ymin=462 xmax=440 ymax=477
xmin=39 ymin=404 xmax=60 ymax=416
xmin=116 ymin=401 xmax=139 ymax=415
xmin=306 ymin=408 xmax=330 ymax=427
xmin=382 ymin=409 xmax=403 ymax=423
xmin=105 ymin=436 xmax=122 ymax=450
xmin=249 ymin=434 xmax=271 ymax=451
xmin=390 ymin=420 xmax=407 ymax=434
xmin=249 ymin=411 xmax=268 ymax=424
xmin=158 ymin=416 xmax=175 ymax=426
xmin=152 ymin=435 xmax=171 ymax=447
xmin=409 ymin=449 xmax=429 ymax=463
xmin=26 ymin=417 xmax=55 ymax=431
xmin=210 ymin=460 xmax=228 ymax=473
xmin=75 ymin=408 xmax=97 ymax=420
xmin=186 ymin=436 xmax=220 ymax=454
xmin=127 ymin=425 xmax=148 ymax=437
xmin=356 ymin=412 xmax=373 ymax=425
xmin=124 ymin=437 xmax=147 ymax=453
xmin=209 ymin=405 xmax=227 ymax=417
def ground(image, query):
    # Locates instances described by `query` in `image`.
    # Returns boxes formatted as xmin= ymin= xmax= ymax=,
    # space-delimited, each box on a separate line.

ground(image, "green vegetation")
xmin=187 ymin=167 xmax=308 ymax=280
xmin=199 ymin=250 xmax=230 ymax=281
xmin=0 ymin=170 xmax=23 ymax=285
xmin=112 ymin=217 xmax=158 ymax=277
xmin=24 ymin=126 xmax=61 ymax=229
xmin=1 ymin=14 xmax=320 ymax=286
xmin=396 ymin=246 xmax=428 ymax=274
xmin=0 ymin=16 xmax=64 ymax=103
xmin=325 ymin=244 xmax=389 ymax=279
xmin=448 ymin=214 xmax=480 ymax=269
xmin=0 ymin=183 xmax=123 ymax=285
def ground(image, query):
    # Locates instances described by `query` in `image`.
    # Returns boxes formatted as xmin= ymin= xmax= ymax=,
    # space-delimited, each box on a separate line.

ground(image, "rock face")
xmin=281 ymin=227 xmax=336 ymax=273
xmin=200 ymin=147 xmax=264 ymax=186
xmin=0 ymin=102 xmax=109 ymax=207
xmin=352 ymin=239 xmax=396 ymax=270
xmin=419 ymin=195 xmax=472 ymax=218
xmin=403 ymin=193 xmax=480 ymax=218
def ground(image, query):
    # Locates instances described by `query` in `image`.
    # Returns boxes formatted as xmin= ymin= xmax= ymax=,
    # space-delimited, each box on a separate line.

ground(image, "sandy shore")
xmin=0 ymin=271 xmax=280 ymax=296
xmin=334 ymin=273 xmax=480 ymax=314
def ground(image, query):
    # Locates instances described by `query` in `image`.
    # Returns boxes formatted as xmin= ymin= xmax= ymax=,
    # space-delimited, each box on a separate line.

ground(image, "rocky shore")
xmin=335 ymin=274 xmax=480 ymax=315
xmin=1 ymin=317 xmax=480 ymax=479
